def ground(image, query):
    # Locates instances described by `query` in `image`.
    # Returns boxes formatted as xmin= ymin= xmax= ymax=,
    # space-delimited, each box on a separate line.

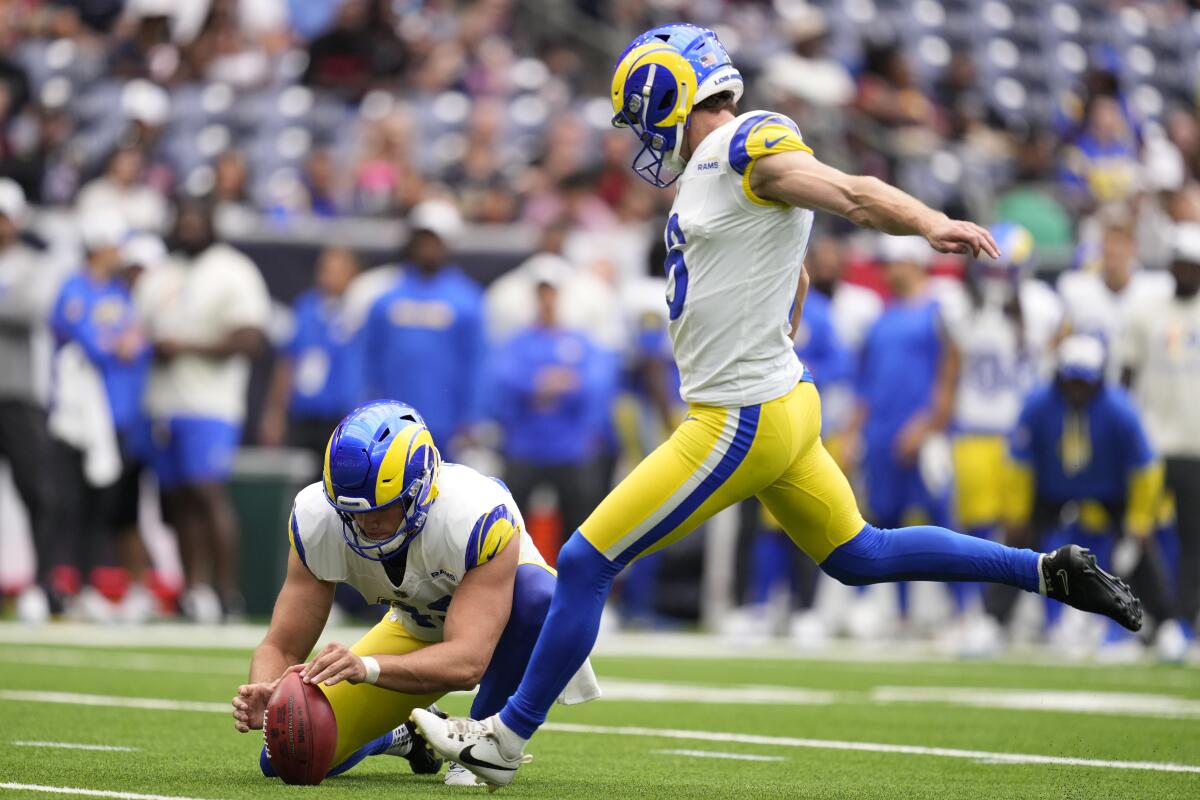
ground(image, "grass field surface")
xmin=0 ymin=624 xmax=1197 ymax=799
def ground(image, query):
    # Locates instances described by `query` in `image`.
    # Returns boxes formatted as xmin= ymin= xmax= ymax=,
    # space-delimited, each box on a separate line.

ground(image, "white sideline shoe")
xmin=445 ymin=762 xmax=486 ymax=787
xmin=15 ymin=585 xmax=50 ymax=624
xmin=410 ymin=710 xmax=530 ymax=790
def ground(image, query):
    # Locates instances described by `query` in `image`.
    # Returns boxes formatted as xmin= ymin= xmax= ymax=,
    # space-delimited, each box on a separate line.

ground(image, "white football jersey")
xmin=666 ymin=110 xmax=815 ymax=407
xmin=288 ymin=463 xmax=547 ymax=642
xmin=948 ymin=281 xmax=1063 ymax=434
xmin=1057 ymin=269 xmax=1173 ymax=382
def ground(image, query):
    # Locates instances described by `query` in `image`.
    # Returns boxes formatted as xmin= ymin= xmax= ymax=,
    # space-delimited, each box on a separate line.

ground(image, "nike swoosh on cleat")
xmin=764 ymin=134 xmax=785 ymax=148
xmin=459 ymin=745 xmax=517 ymax=772
xmin=1056 ymin=568 xmax=1069 ymax=596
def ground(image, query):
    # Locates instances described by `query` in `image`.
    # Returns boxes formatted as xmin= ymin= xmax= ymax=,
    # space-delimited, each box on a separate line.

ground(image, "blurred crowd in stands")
xmin=1 ymin=0 xmax=1200 ymax=661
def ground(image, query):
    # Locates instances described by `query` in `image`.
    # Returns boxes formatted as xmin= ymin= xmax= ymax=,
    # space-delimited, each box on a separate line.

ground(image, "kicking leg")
xmin=414 ymin=401 xmax=780 ymax=788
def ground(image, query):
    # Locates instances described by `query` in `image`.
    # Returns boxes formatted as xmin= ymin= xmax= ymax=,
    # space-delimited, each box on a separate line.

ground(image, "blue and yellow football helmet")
xmin=323 ymin=400 xmax=440 ymax=560
xmin=611 ymin=23 xmax=743 ymax=187
xmin=967 ymin=222 xmax=1035 ymax=300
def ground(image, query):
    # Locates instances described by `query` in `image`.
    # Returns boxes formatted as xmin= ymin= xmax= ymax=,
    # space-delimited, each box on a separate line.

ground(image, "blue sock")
xmin=325 ymin=737 xmax=382 ymax=778
xmin=259 ymin=735 xmax=381 ymax=781
xmin=499 ymin=532 xmax=622 ymax=740
xmin=820 ymin=523 xmax=1040 ymax=593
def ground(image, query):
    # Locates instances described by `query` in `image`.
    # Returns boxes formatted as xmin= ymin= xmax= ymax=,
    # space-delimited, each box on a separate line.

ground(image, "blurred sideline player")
xmin=943 ymin=223 xmax=1062 ymax=644
xmin=996 ymin=335 xmax=1175 ymax=655
xmin=231 ymin=401 xmax=596 ymax=787
xmin=415 ymin=24 xmax=1144 ymax=787
xmin=1118 ymin=225 xmax=1200 ymax=655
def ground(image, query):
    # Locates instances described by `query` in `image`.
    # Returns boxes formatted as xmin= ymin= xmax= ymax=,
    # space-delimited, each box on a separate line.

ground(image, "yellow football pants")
xmin=318 ymin=610 xmax=439 ymax=765
xmin=581 ymin=381 xmax=866 ymax=565
xmin=952 ymin=434 xmax=1014 ymax=530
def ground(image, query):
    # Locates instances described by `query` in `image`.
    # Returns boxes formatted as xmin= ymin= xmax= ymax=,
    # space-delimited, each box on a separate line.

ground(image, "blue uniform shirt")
xmin=794 ymin=289 xmax=851 ymax=388
xmin=490 ymin=326 xmax=605 ymax=466
xmin=858 ymin=296 xmax=943 ymax=453
xmin=286 ymin=289 xmax=364 ymax=420
xmin=363 ymin=266 xmax=485 ymax=446
xmin=1010 ymin=383 xmax=1154 ymax=507
xmin=50 ymin=271 xmax=148 ymax=434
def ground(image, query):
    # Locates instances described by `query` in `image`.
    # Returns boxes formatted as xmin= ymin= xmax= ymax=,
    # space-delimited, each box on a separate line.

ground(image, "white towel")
xmin=556 ymin=657 xmax=601 ymax=706
xmin=48 ymin=342 xmax=122 ymax=487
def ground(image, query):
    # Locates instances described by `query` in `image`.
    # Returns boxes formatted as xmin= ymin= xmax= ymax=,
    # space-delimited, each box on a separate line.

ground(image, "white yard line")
xmin=654 ymin=749 xmax=785 ymax=762
xmin=0 ymin=784 xmax=216 ymax=800
xmin=12 ymin=742 xmax=138 ymax=753
xmin=0 ymin=648 xmax=245 ymax=675
xmin=542 ymin=723 xmax=1200 ymax=774
xmin=3 ymin=689 xmax=1195 ymax=775
xmin=599 ymin=679 xmax=837 ymax=706
xmin=0 ymin=691 xmax=228 ymax=714
xmin=872 ymin=686 xmax=1200 ymax=719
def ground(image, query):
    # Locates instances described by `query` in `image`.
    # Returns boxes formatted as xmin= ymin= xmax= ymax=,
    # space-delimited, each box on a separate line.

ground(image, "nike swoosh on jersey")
xmin=458 ymin=745 xmax=518 ymax=772
xmin=764 ymin=134 xmax=786 ymax=148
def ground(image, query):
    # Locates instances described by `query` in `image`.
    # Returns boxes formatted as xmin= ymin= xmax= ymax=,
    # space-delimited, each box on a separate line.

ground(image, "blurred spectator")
xmin=260 ymin=246 xmax=363 ymax=470
xmin=107 ymin=12 xmax=180 ymax=83
xmin=137 ymin=199 xmax=270 ymax=622
xmin=1058 ymin=95 xmax=1140 ymax=212
xmin=301 ymin=148 xmax=343 ymax=218
xmin=76 ymin=144 xmax=169 ymax=234
xmin=1058 ymin=214 xmax=1173 ymax=380
xmin=851 ymin=237 xmax=956 ymax=535
xmin=1004 ymin=335 xmax=1178 ymax=655
xmin=303 ymin=0 xmax=406 ymax=100
xmin=490 ymin=265 xmax=606 ymax=550
xmin=0 ymin=179 xmax=59 ymax=621
xmin=352 ymin=110 xmax=421 ymax=216
xmin=762 ymin=4 xmax=853 ymax=110
xmin=211 ymin=148 xmax=250 ymax=208
xmin=184 ymin=0 xmax=271 ymax=89
xmin=855 ymin=41 xmax=942 ymax=135
xmin=47 ymin=209 xmax=147 ymax=622
xmin=362 ymin=200 xmax=484 ymax=453
xmin=806 ymin=235 xmax=882 ymax=354
xmin=1120 ymin=224 xmax=1200 ymax=636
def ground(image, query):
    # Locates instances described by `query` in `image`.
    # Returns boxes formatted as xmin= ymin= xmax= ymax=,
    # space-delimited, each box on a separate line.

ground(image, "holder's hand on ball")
xmin=303 ymin=642 xmax=367 ymax=687
xmin=232 ymin=677 xmax=281 ymax=733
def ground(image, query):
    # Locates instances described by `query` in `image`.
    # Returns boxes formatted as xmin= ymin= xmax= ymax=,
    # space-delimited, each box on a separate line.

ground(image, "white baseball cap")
xmin=121 ymin=232 xmax=168 ymax=269
xmin=1171 ymin=222 xmax=1200 ymax=265
xmin=878 ymin=234 xmax=933 ymax=267
xmin=408 ymin=199 xmax=464 ymax=243
xmin=79 ymin=208 xmax=130 ymax=252
xmin=0 ymin=178 xmax=28 ymax=226
xmin=1058 ymin=334 xmax=1105 ymax=381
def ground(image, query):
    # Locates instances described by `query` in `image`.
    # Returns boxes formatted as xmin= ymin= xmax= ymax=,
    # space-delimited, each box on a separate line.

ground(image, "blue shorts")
xmin=151 ymin=417 xmax=241 ymax=490
xmin=863 ymin=453 xmax=949 ymax=529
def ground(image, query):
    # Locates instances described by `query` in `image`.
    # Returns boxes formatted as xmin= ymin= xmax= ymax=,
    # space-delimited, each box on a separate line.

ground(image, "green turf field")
xmin=0 ymin=630 xmax=1198 ymax=800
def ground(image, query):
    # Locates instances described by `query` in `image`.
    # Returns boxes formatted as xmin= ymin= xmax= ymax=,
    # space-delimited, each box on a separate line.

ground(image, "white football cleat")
xmin=444 ymin=762 xmax=485 ymax=787
xmin=410 ymin=710 xmax=530 ymax=790
xmin=15 ymin=585 xmax=50 ymax=624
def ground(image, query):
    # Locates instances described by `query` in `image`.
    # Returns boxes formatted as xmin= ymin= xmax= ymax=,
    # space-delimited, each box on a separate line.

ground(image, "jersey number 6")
xmin=664 ymin=213 xmax=688 ymax=321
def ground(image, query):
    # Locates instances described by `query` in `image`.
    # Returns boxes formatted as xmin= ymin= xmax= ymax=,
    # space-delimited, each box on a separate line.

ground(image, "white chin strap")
xmin=664 ymin=119 xmax=687 ymax=174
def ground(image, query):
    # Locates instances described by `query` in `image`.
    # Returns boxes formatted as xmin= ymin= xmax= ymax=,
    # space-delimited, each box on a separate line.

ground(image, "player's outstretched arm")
xmin=232 ymin=548 xmax=334 ymax=732
xmin=749 ymin=150 xmax=999 ymax=259
xmin=303 ymin=535 xmax=519 ymax=693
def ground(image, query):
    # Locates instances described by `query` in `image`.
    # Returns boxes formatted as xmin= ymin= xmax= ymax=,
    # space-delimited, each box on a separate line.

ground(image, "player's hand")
xmin=894 ymin=415 xmax=929 ymax=466
xmin=922 ymin=215 xmax=1000 ymax=259
xmin=303 ymin=641 xmax=366 ymax=687
xmin=232 ymin=678 xmax=280 ymax=733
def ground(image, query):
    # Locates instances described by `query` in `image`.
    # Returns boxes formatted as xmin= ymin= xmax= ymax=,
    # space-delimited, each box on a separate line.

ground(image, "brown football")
xmin=263 ymin=670 xmax=338 ymax=785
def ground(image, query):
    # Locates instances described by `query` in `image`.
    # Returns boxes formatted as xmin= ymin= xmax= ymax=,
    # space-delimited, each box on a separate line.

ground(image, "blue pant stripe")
xmin=617 ymin=404 xmax=761 ymax=565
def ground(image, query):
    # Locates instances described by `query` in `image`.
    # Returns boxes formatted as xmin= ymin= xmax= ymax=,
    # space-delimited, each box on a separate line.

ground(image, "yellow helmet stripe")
xmin=374 ymin=422 xmax=428 ymax=508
